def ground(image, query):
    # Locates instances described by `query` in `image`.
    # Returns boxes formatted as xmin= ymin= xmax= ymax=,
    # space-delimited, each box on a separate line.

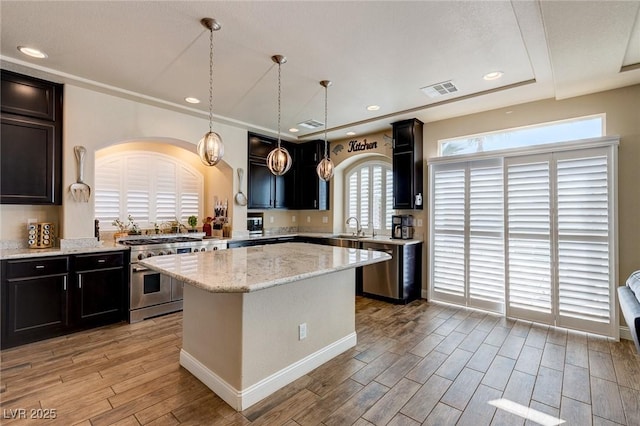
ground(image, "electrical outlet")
xmin=306 ymin=216 xmax=311 ymax=223
xmin=417 ymin=219 xmax=423 ymax=227
xmin=298 ymin=323 xmax=307 ymax=340
xmin=269 ymin=216 xmax=274 ymax=224
xmin=292 ymin=216 xmax=296 ymax=223
xmin=322 ymin=216 xmax=328 ymax=224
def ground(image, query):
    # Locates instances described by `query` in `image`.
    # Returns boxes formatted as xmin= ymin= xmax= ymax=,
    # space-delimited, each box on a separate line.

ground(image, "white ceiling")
xmin=1 ymin=1 xmax=639 ymax=142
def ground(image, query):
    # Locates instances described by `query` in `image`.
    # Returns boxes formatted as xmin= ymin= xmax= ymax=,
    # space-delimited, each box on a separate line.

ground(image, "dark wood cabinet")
xmin=392 ymin=118 xmax=423 ymax=210
xmin=247 ymin=132 xmax=295 ymax=209
xmin=1 ymin=70 xmax=63 ymax=205
xmin=296 ymin=140 xmax=330 ymax=211
xmin=72 ymin=252 xmax=127 ymax=327
xmin=1 ymin=250 xmax=129 ymax=349
xmin=1 ymin=256 xmax=69 ymax=348
xmin=246 ymin=133 xmax=330 ymax=210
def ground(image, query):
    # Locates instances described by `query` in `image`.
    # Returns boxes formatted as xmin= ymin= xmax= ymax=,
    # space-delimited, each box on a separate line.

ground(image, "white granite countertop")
xmin=223 ymin=233 xmax=423 ymax=246
xmin=0 ymin=241 xmax=129 ymax=260
xmin=139 ymin=242 xmax=391 ymax=293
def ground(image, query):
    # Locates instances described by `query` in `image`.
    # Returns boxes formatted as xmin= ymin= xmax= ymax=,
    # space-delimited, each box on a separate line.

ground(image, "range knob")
xmin=167 ymin=250 xmax=173 ymax=255
xmin=193 ymin=248 xmax=199 ymax=253
xmin=212 ymin=247 xmax=218 ymax=251
xmin=201 ymin=247 xmax=207 ymax=252
xmin=146 ymin=252 xmax=154 ymax=258
xmin=137 ymin=253 xmax=145 ymax=260
xmin=158 ymin=251 xmax=165 ymax=256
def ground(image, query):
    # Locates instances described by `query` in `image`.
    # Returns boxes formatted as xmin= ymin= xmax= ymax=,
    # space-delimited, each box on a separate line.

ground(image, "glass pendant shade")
xmin=197 ymin=131 xmax=224 ymax=166
xmin=316 ymin=156 xmax=334 ymax=181
xmin=266 ymin=145 xmax=292 ymax=176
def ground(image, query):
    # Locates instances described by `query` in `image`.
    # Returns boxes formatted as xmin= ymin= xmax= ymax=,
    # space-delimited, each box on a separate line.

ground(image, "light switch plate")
xmin=322 ymin=216 xmax=328 ymax=224
xmin=417 ymin=219 xmax=423 ymax=227
xmin=307 ymin=216 xmax=311 ymax=223
xmin=292 ymin=216 xmax=296 ymax=223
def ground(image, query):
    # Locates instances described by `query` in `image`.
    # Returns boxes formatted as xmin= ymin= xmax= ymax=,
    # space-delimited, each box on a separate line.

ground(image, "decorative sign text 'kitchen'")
xmin=348 ymin=139 xmax=378 ymax=153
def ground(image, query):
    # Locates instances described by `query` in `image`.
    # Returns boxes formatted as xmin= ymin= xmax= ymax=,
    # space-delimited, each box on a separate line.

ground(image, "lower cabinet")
xmin=72 ymin=252 xmax=128 ymax=327
xmin=2 ymin=256 xmax=69 ymax=348
xmin=1 ymin=250 xmax=129 ymax=349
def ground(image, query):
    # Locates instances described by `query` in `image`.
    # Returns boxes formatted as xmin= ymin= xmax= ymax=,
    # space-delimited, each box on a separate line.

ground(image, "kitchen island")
xmin=139 ymin=242 xmax=390 ymax=411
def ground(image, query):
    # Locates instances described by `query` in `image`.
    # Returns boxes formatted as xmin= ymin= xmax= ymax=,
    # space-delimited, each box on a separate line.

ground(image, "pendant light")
xmin=316 ymin=80 xmax=335 ymax=181
xmin=266 ymin=55 xmax=292 ymax=176
xmin=197 ymin=18 xmax=225 ymax=166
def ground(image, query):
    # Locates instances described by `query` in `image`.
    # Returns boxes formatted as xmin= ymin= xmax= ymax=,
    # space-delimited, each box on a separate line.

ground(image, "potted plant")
xmin=187 ymin=215 xmax=198 ymax=233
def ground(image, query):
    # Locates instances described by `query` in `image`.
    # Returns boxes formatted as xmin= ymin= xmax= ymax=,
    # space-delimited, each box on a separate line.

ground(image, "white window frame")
xmin=428 ymin=136 xmax=619 ymax=338
xmin=344 ymin=160 xmax=394 ymax=235
xmin=95 ymin=151 xmax=204 ymax=230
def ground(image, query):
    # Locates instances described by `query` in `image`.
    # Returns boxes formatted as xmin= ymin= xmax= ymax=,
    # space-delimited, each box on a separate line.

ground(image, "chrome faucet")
xmin=346 ymin=216 xmax=362 ymax=237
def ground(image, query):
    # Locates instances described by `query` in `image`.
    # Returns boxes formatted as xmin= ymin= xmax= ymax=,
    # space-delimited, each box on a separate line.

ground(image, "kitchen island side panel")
xmin=241 ymin=268 xmax=355 ymax=388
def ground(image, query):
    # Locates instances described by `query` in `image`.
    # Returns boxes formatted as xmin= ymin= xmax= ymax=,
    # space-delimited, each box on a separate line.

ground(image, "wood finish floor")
xmin=1 ymin=297 xmax=639 ymax=425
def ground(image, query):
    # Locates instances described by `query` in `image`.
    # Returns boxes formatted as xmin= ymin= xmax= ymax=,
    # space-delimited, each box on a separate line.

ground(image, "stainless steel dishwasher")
xmin=361 ymin=241 xmax=421 ymax=303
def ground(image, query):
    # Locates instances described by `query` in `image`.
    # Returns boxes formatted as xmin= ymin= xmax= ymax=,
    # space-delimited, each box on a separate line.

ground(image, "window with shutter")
xmin=345 ymin=160 xmax=393 ymax=234
xmin=429 ymin=137 xmax=618 ymax=337
xmin=95 ymin=151 xmax=204 ymax=230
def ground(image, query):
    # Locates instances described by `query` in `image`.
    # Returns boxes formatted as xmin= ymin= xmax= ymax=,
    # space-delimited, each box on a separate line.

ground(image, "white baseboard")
xmin=421 ymin=288 xmax=428 ymax=299
xmin=620 ymin=326 xmax=632 ymax=341
xmin=180 ymin=332 xmax=357 ymax=411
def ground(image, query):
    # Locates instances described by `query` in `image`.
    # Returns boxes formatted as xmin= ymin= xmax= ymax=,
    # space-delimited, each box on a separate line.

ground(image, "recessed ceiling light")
xmin=483 ymin=71 xmax=504 ymax=81
xmin=346 ymin=131 xmax=356 ymax=136
xmin=289 ymin=128 xmax=299 ymax=133
xmin=367 ymin=105 xmax=380 ymax=111
xmin=17 ymin=46 xmax=47 ymax=59
xmin=185 ymin=97 xmax=201 ymax=104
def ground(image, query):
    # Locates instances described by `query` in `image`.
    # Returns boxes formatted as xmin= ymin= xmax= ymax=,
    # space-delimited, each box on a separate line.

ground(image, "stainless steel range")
xmin=117 ymin=233 xmax=226 ymax=322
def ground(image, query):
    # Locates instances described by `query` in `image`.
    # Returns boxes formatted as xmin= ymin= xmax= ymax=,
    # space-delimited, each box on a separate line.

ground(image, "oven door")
xmin=130 ymin=265 xmax=171 ymax=309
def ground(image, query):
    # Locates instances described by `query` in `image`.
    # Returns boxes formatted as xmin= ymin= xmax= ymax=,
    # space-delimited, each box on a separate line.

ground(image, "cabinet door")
xmin=248 ymin=158 xmax=274 ymax=209
xmin=393 ymin=151 xmax=414 ymax=209
xmin=392 ymin=120 xmax=415 ymax=152
xmin=1 ymin=115 xmax=60 ymax=204
xmin=3 ymin=274 xmax=68 ymax=348
xmin=1 ymin=70 xmax=60 ymax=121
xmin=74 ymin=267 xmax=125 ymax=326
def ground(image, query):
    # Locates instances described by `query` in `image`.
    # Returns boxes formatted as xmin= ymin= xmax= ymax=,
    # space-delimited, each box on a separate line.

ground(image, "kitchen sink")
xmin=327 ymin=236 xmax=362 ymax=249
xmin=334 ymin=234 xmax=367 ymax=239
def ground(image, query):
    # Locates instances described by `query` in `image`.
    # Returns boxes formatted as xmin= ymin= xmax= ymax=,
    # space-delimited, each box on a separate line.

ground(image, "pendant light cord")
xmin=277 ymin=61 xmax=282 ymax=149
xmin=324 ymin=84 xmax=329 ymax=158
xmin=208 ymin=26 xmax=214 ymax=133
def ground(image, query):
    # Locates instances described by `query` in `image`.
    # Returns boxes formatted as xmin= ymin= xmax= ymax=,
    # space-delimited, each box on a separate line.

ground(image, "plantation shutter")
xmin=505 ymin=155 xmax=553 ymax=324
xmin=555 ymin=148 xmax=612 ymax=335
xmin=345 ymin=162 xmax=394 ymax=234
xmin=430 ymin=137 xmax=617 ymax=337
xmin=95 ymin=151 xmax=203 ymax=230
xmin=431 ymin=163 xmax=466 ymax=303
xmin=468 ymin=160 xmax=504 ymax=312
xmin=94 ymin=157 xmax=122 ymax=224
xmin=125 ymin=155 xmax=150 ymax=224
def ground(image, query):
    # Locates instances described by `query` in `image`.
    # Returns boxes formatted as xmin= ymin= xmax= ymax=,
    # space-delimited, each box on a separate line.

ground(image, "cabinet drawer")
xmin=74 ymin=252 xmax=124 ymax=271
xmin=6 ymin=257 xmax=69 ymax=279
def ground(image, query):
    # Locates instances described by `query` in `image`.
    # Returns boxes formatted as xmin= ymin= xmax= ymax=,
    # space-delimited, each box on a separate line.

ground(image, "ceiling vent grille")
xmin=421 ymin=80 xmax=459 ymax=98
xmin=298 ymin=119 xmax=324 ymax=129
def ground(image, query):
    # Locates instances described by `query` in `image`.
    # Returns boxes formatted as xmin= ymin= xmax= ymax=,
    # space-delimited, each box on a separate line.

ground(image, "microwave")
xmin=247 ymin=216 xmax=263 ymax=236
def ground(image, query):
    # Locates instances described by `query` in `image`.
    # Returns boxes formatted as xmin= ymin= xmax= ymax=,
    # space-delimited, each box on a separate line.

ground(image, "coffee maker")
xmin=391 ymin=214 xmax=414 ymax=239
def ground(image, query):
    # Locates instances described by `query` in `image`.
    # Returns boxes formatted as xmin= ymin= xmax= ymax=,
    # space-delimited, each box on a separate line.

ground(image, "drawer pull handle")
xmin=98 ymin=259 xmax=106 ymax=263
xmin=35 ymin=265 xmax=45 ymax=269
xmin=63 ymin=276 xmax=67 ymax=291
xmin=78 ymin=275 xmax=82 ymax=289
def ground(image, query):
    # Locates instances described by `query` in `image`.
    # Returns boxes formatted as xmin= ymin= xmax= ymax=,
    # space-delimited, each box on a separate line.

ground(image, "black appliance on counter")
xmin=247 ymin=213 xmax=263 ymax=236
xmin=391 ymin=214 xmax=414 ymax=239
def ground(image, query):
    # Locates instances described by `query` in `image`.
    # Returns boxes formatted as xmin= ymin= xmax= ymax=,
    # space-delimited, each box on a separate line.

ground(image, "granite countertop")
xmin=223 ymin=232 xmax=423 ymax=246
xmin=139 ymin=242 xmax=391 ymax=293
xmin=0 ymin=241 xmax=129 ymax=260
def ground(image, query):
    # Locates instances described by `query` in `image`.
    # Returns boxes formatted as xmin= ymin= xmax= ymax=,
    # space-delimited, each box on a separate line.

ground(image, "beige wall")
xmin=0 ymin=84 xmax=249 ymax=242
xmin=422 ymin=84 xmax=640 ymax=292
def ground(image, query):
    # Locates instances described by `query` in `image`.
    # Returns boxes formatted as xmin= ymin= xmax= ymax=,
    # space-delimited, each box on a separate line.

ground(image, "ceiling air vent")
xmin=297 ymin=119 xmax=324 ymax=129
xmin=420 ymin=80 xmax=459 ymax=98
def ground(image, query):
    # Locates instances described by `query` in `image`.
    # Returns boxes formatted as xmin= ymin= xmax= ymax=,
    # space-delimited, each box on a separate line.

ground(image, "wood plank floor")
xmin=2 ymin=297 xmax=639 ymax=425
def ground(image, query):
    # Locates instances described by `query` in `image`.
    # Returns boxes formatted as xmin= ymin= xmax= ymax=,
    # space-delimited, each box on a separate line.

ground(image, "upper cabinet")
xmin=1 ymin=70 xmax=63 ymax=205
xmin=296 ymin=140 xmax=330 ymax=211
xmin=246 ymin=133 xmax=329 ymax=210
xmin=392 ymin=118 xmax=423 ymax=210
xmin=247 ymin=132 xmax=295 ymax=209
